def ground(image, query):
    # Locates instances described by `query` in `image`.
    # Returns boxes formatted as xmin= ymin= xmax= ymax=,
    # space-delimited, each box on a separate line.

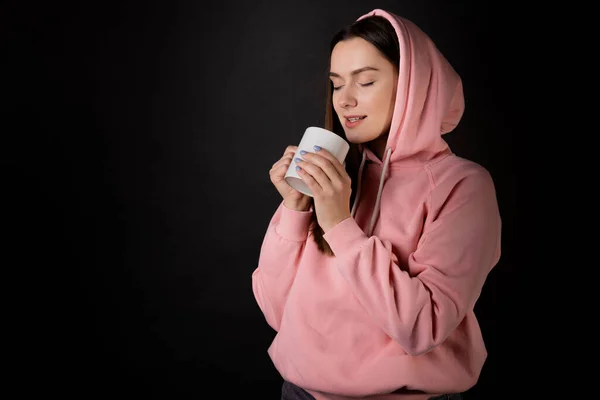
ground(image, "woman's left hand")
xmin=294 ymin=146 xmax=352 ymax=233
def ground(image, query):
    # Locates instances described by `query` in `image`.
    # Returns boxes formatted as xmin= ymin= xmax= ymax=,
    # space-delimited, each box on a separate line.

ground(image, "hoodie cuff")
xmin=322 ymin=217 xmax=369 ymax=256
xmin=275 ymin=203 xmax=313 ymax=242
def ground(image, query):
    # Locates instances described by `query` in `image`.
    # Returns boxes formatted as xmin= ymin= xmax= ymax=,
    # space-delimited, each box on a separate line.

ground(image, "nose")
xmin=337 ymin=87 xmax=357 ymax=109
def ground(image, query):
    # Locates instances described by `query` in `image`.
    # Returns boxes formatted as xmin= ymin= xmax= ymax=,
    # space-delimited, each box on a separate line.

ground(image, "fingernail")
xmin=299 ymin=150 xmax=307 ymax=155
xmin=294 ymin=157 xmax=302 ymax=163
xmin=313 ymin=145 xmax=321 ymax=151
xmin=295 ymin=166 xmax=301 ymax=171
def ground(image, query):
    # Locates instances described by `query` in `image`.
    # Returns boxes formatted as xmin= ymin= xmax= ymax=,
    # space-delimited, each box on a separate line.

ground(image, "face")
xmin=329 ymin=37 xmax=398 ymax=146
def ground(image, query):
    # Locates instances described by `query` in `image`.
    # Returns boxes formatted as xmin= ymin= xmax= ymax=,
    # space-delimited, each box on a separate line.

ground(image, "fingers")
xmin=296 ymin=157 xmax=335 ymax=188
xmin=269 ymin=146 xmax=299 ymax=182
xmin=296 ymin=150 xmax=348 ymax=186
xmin=270 ymin=146 xmax=293 ymax=168
xmin=270 ymin=160 xmax=290 ymax=184
xmin=271 ymin=153 xmax=294 ymax=170
xmin=269 ymin=163 xmax=288 ymax=182
xmin=271 ymin=155 xmax=292 ymax=170
xmin=308 ymin=147 xmax=347 ymax=178
xmin=272 ymin=146 xmax=298 ymax=167
xmin=284 ymin=145 xmax=298 ymax=155
xmin=296 ymin=163 xmax=323 ymax=193
xmin=295 ymin=147 xmax=351 ymax=196
xmin=296 ymin=160 xmax=331 ymax=193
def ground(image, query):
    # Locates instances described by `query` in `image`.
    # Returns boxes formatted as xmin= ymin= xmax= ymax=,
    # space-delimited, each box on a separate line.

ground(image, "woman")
xmin=252 ymin=8 xmax=501 ymax=400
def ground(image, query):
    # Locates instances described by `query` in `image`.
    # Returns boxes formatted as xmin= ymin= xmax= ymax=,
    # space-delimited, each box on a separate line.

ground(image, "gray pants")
xmin=281 ymin=381 xmax=463 ymax=400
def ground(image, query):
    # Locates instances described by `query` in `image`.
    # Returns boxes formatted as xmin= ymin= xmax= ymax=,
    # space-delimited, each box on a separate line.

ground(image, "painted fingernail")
xmin=313 ymin=145 xmax=321 ymax=151
xmin=295 ymin=166 xmax=301 ymax=171
xmin=294 ymin=157 xmax=302 ymax=163
xmin=300 ymin=150 xmax=307 ymax=155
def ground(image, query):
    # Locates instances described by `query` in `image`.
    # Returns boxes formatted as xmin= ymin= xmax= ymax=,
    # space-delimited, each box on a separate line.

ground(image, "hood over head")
xmin=348 ymin=9 xmax=465 ymax=235
xmin=356 ymin=9 xmax=464 ymax=165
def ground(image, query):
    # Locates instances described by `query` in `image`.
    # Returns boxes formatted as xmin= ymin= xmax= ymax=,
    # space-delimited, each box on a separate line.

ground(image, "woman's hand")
xmin=294 ymin=146 xmax=352 ymax=232
xmin=269 ymin=145 xmax=311 ymax=211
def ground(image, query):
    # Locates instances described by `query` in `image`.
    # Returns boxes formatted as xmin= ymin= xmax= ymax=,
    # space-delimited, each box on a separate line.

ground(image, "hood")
xmin=356 ymin=9 xmax=464 ymax=165
xmin=349 ymin=9 xmax=465 ymax=235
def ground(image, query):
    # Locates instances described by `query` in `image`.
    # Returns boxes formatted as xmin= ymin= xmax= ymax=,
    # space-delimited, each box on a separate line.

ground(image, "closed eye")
xmin=333 ymin=82 xmax=375 ymax=91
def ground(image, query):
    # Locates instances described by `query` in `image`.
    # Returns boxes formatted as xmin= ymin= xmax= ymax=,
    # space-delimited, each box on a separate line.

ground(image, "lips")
xmin=345 ymin=115 xmax=367 ymax=122
xmin=344 ymin=115 xmax=367 ymax=128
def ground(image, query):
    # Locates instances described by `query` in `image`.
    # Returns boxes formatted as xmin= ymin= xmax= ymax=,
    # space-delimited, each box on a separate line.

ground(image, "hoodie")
xmin=252 ymin=9 xmax=501 ymax=400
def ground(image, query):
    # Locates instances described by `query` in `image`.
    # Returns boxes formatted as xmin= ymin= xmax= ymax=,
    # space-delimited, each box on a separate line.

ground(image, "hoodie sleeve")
xmin=322 ymin=169 xmax=501 ymax=356
xmin=251 ymin=201 xmax=313 ymax=332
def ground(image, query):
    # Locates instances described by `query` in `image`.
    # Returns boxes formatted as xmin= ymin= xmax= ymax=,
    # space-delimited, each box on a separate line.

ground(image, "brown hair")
xmin=309 ymin=15 xmax=400 ymax=256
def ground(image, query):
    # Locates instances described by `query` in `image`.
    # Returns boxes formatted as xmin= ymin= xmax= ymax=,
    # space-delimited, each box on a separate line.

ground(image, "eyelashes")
xmin=332 ymin=82 xmax=375 ymax=91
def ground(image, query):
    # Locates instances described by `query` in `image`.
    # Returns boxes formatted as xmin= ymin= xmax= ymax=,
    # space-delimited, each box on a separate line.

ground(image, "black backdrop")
xmin=5 ymin=0 xmax=541 ymax=398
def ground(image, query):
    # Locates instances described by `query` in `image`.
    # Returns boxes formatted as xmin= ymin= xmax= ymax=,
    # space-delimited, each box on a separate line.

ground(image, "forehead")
xmin=330 ymin=37 xmax=389 ymax=74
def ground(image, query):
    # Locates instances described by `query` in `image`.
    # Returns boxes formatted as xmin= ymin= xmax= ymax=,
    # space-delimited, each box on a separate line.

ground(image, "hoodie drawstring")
xmin=350 ymin=147 xmax=393 ymax=237
xmin=350 ymin=149 xmax=367 ymax=219
xmin=368 ymin=147 xmax=392 ymax=236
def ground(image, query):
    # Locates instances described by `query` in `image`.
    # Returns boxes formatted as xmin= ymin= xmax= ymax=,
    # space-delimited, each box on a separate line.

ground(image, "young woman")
xmin=253 ymin=8 xmax=501 ymax=400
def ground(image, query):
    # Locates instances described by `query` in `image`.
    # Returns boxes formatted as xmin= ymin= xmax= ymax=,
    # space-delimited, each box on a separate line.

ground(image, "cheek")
xmin=371 ymin=89 xmax=394 ymax=116
xmin=332 ymin=98 xmax=343 ymax=117
xmin=374 ymin=88 xmax=391 ymax=106
xmin=363 ymin=88 xmax=385 ymax=107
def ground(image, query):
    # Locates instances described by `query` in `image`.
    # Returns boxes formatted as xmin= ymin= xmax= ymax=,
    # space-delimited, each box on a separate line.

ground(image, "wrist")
xmin=284 ymin=198 xmax=311 ymax=212
xmin=322 ymin=214 xmax=351 ymax=233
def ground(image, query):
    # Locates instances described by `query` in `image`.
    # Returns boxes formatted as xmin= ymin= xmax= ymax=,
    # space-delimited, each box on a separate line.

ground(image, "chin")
xmin=344 ymin=128 xmax=379 ymax=145
xmin=343 ymin=132 xmax=363 ymax=144
xmin=344 ymin=134 xmax=359 ymax=144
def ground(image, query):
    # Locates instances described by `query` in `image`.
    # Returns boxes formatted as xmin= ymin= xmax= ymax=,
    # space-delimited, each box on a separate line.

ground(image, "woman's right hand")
xmin=269 ymin=145 xmax=311 ymax=211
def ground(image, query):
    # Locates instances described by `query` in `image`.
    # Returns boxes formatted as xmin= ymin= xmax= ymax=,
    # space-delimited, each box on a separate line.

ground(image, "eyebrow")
xmin=328 ymin=66 xmax=380 ymax=78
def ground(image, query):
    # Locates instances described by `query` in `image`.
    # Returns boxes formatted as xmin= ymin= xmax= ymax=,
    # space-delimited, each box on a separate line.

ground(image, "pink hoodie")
xmin=252 ymin=9 xmax=501 ymax=400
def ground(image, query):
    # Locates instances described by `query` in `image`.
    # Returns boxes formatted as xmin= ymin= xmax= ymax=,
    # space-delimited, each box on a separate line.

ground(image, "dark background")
xmin=4 ymin=0 xmax=542 ymax=398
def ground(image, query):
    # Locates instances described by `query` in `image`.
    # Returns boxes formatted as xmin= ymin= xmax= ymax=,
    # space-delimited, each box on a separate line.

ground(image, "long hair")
xmin=309 ymin=15 xmax=400 ymax=255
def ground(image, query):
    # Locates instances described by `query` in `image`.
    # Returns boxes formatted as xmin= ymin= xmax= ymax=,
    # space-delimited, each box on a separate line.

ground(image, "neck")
xmin=367 ymin=137 xmax=387 ymax=160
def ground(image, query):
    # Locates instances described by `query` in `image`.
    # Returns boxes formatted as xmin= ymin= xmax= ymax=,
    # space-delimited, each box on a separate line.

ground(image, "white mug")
xmin=284 ymin=126 xmax=350 ymax=197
